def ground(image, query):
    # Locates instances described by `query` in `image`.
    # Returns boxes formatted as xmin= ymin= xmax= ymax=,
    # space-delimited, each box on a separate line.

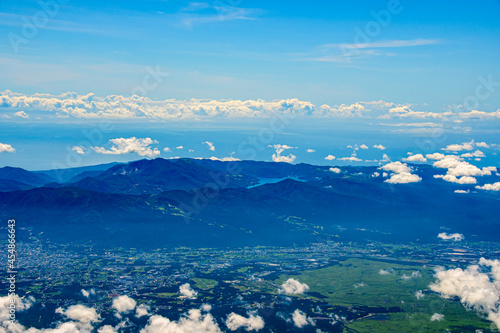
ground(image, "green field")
xmin=277 ymin=258 xmax=495 ymax=332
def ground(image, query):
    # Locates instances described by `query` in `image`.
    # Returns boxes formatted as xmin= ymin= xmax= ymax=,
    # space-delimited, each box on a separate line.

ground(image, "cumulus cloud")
xmin=438 ymin=232 xmax=465 ymax=241
xmin=442 ymin=140 xmax=475 ymax=152
xmin=476 ymin=142 xmax=490 ymax=148
xmin=225 ymin=312 xmax=265 ymax=331
xmin=56 ymin=304 xmax=101 ymax=324
xmin=81 ymin=288 xmax=95 ymax=298
xmin=204 ymin=141 xmax=215 ymax=151
xmin=338 ymin=156 xmax=362 ymax=162
xmin=72 ymin=146 xmax=86 ymax=155
xmin=461 ymin=150 xmax=485 ymax=158
xmin=93 ymin=137 xmax=160 ymax=158
xmin=385 ymin=173 xmax=421 ymax=184
xmin=476 ymin=182 xmax=500 ymax=191
xmin=380 ymin=161 xmax=421 ymax=184
xmin=112 ymin=295 xmax=137 ymax=314
xmin=329 ymin=167 xmax=341 ymax=173
xmin=430 ymin=313 xmax=445 ymax=322
xmin=291 ymin=309 xmax=315 ymax=328
xmin=430 ymin=258 xmax=500 ymax=329
xmin=425 ymin=152 xmax=450 ymax=160
xmin=14 ymin=110 xmax=29 ymax=118
xmin=403 ymin=154 xmax=427 ymax=162
xmin=415 ymin=290 xmax=424 ymax=300
xmin=207 ymin=156 xmax=241 ymax=162
xmin=454 ymin=189 xmax=470 ymax=194
xmin=360 ymin=144 xmax=368 ymax=150
xmin=0 ymin=294 xmax=34 ymax=322
xmin=176 ymin=146 xmax=184 ymax=149
xmin=279 ymin=278 xmax=310 ymax=294
xmin=325 ymin=155 xmax=335 ymax=160
xmin=431 ymin=154 xmax=496 ymax=184
xmin=0 ymin=143 xmax=15 ymax=153
xmin=179 ymin=283 xmax=198 ymax=299
xmin=379 ymin=269 xmax=391 ymax=275
xmin=306 ymin=149 xmax=315 ymax=153
xmin=136 ymin=304 xmax=150 ymax=318
xmin=142 ymin=309 xmax=222 ymax=333
xmin=402 ymin=271 xmax=421 ymax=280
xmin=373 ymin=144 xmax=386 ymax=150
xmin=270 ymin=144 xmax=296 ymax=163
xmin=163 ymin=147 xmax=171 ymax=152
xmin=2 ymin=90 xmax=500 ymax=121
xmin=434 ymin=174 xmax=477 ymax=184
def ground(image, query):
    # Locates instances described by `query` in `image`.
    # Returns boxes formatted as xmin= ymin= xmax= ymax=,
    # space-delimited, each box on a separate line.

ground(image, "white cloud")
xmin=306 ymin=149 xmax=315 ymax=153
xmin=385 ymin=172 xmax=421 ymax=184
xmin=93 ymin=137 xmax=160 ymax=158
xmin=204 ymin=141 xmax=215 ymax=151
xmin=338 ymin=156 xmax=362 ymax=162
xmin=279 ymin=278 xmax=310 ymax=294
xmin=163 ymin=147 xmax=171 ymax=152
xmin=0 ymin=143 xmax=16 ymax=153
xmin=56 ymin=304 xmax=101 ymax=324
xmin=425 ymin=153 xmax=450 ymax=160
xmin=98 ymin=325 xmax=119 ymax=333
xmin=476 ymin=142 xmax=490 ymax=148
xmin=379 ymin=269 xmax=391 ymax=275
xmin=373 ymin=144 xmax=386 ymax=150
xmin=179 ymin=283 xmax=198 ymax=299
xmin=415 ymin=290 xmax=424 ymax=300
xmin=81 ymin=289 xmax=93 ymax=298
xmin=176 ymin=146 xmax=184 ymax=149
xmin=402 ymin=271 xmax=421 ymax=280
xmin=442 ymin=140 xmax=475 ymax=152
xmin=430 ymin=313 xmax=445 ymax=322
xmin=434 ymin=174 xmax=477 ymax=184
xmin=454 ymin=189 xmax=470 ymax=194
xmin=142 ymin=309 xmax=222 ymax=333
xmin=438 ymin=232 xmax=464 ymax=241
xmin=402 ymin=154 xmax=427 ymax=162
xmin=225 ymin=312 xmax=265 ymax=331
xmin=476 ymin=182 xmax=500 ymax=191
xmin=270 ymin=144 xmax=296 ymax=163
xmin=207 ymin=156 xmax=241 ymax=162
xmin=325 ymin=155 xmax=336 ymax=160
xmin=430 ymin=258 xmax=500 ymax=329
xmin=432 ymin=156 xmax=495 ymax=184
xmin=329 ymin=167 xmax=341 ymax=173
xmin=291 ymin=309 xmax=315 ymax=328
xmin=112 ymin=295 xmax=136 ymax=314
xmin=136 ymin=304 xmax=150 ymax=318
xmin=381 ymin=161 xmax=411 ymax=174
xmin=14 ymin=110 xmax=29 ymax=118
xmin=72 ymin=146 xmax=86 ymax=155
xmin=461 ymin=150 xmax=485 ymax=158
xmin=3 ymin=90 xmax=500 ymax=121
xmin=360 ymin=144 xmax=368 ymax=149
xmin=380 ymin=161 xmax=421 ymax=184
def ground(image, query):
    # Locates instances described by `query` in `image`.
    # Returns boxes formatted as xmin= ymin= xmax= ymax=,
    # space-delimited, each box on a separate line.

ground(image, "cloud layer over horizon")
xmin=2 ymin=90 xmax=500 ymax=121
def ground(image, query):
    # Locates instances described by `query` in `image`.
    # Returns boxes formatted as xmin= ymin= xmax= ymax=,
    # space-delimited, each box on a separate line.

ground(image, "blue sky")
xmin=0 ymin=0 xmax=499 ymax=107
xmin=0 ymin=0 xmax=499 ymax=178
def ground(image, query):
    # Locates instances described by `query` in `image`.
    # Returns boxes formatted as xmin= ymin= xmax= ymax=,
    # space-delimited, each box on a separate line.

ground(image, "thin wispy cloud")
xmin=178 ymin=3 xmax=259 ymax=28
xmin=308 ymin=38 xmax=440 ymax=63
xmin=335 ymin=38 xmax=440 ymax=50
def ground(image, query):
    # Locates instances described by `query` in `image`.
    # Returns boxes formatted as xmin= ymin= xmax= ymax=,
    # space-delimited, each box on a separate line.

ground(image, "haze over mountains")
xmin=0 ymin=158 xmax=498 ymax=248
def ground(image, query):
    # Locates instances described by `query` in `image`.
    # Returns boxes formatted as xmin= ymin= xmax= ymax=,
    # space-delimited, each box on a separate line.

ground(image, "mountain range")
xmin=0 ymin=158 xmax=498 ymax=248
